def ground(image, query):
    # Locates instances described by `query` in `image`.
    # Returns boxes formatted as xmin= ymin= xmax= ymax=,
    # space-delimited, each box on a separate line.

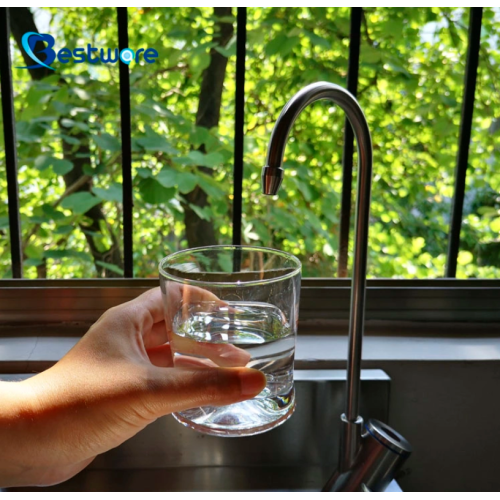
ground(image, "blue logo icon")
xmin=19 ymin=32 xmax=56 ymax=70
xmin=17 ymin=32 xmax=158 ymax=70
xmin=119 ymin=48 xmax=135 ymax=65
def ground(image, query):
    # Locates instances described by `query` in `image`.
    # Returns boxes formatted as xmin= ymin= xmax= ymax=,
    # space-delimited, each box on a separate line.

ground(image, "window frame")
xmin=1 ymin=278 xmax=500 ymax=333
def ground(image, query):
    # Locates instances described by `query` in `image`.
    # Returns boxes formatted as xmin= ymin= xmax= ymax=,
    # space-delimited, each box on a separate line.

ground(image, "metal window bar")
xmin=0 ymin=7 xmax=23 ymax=278
xmin=446 ymin=7 xmax=483 ymax=278
xmin=117 ymin=7 xmax=133 ymax=278
xmin=338 ymin=7 xmax=362 ymax=278
xmin=232 ymin=7 xmax=247 ymax=247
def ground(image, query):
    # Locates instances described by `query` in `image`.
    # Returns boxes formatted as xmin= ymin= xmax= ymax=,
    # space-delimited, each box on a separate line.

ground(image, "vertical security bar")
xmin=232 ymin=7 xmax=247 ymax=247
xmin=0 ymin=8 xmax=23 ymax=278
xmin=446 ymin=7 xmax=483 ymax=277
xmin=117 ymin=7 xmax=133 ymax=277
xmin=338 ymin=7 xmax=362 ymax=278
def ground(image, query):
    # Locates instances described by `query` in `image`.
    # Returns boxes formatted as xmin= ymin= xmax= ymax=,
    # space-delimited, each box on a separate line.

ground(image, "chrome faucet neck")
xmin=262 ymin=81 xmax=373 ymax=470
xmin=262 ymin=82 xmax=411 ymax=491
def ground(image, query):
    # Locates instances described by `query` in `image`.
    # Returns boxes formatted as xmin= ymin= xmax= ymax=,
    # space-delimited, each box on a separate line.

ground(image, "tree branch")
xmin=182 ymin=7 xmax=234 ymax=248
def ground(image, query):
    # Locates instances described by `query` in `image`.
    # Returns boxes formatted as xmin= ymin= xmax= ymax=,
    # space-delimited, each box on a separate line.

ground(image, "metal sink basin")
xmin=5 ymin=369 xmax=391 ymax=492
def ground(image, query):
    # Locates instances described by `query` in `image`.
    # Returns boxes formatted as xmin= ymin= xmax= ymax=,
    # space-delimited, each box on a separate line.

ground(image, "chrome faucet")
xmin=261 ymin=82 xmax=412 ymax=492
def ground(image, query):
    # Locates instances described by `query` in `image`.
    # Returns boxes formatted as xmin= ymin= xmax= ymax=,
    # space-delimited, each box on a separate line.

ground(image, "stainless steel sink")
xmin=4 ymin=369 xmax=392 ymax=492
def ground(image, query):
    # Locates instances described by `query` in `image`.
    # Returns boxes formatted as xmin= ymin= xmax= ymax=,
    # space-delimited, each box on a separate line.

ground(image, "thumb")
xmin=144 ymin=367 xmax=267 ymax=417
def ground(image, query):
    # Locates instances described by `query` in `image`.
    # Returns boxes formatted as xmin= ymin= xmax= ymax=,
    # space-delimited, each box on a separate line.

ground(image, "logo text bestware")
xmin=18 ymin=32 xmax=158 ymax=71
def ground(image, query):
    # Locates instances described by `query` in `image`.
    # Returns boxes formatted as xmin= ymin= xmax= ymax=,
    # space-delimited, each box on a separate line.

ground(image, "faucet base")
xmin=323 ymin=419 xmax=412 ymax=492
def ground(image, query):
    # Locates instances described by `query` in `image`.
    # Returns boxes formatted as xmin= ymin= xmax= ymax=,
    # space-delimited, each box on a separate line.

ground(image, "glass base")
xmin=172 ymin=387 xmax=295 ymax=437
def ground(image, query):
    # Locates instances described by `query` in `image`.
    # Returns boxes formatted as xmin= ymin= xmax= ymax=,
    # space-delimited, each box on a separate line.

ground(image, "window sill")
xmin=2 ymin=328 xmax=500 ymax=374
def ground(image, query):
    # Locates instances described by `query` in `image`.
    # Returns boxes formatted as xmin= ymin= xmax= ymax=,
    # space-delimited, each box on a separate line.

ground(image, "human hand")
xmin=0 ymin=287 xmax=266 ymax=488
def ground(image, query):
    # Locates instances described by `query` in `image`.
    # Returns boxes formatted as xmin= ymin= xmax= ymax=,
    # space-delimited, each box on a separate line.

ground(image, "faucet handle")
xmin=364 ymin=419 xmax=412 ymax=456
xmin=358 ymin=419 xmax=412 ymax=492
xmin=323 ymin=419 xmax=412 ymax=492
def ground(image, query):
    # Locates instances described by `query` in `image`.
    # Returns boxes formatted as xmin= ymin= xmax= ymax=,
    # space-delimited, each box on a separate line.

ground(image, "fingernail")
xmin=239 ymin=369 xmax=266 ymax=397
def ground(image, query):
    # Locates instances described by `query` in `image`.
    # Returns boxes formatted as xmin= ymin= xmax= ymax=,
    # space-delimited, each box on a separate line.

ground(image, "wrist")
xmin=0 ymin=379 xmax=40 ymax=487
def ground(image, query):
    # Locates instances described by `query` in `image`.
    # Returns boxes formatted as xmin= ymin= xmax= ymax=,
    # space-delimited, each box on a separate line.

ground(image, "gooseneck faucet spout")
xmin=262 ymin=82 xmax=411 ymax=492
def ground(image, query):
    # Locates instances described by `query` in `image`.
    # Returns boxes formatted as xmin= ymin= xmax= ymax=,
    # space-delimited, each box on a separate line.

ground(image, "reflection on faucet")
xmin=262 ymin=82 xmax=412 ymax=491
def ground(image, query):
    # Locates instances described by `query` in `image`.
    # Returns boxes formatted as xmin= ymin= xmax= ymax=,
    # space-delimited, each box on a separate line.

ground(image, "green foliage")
xmin=60 ymin=192 xmax=101 ymax=214
xmin=1 ymin=7 xmax=499 ymax=279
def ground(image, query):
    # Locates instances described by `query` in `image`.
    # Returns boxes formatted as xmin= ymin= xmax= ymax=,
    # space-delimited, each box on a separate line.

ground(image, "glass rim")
xmin=159 ymin=244 xmax=302 ymax=287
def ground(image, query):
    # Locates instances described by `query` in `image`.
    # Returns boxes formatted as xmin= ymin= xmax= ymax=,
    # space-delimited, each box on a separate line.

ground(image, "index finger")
xmin=131 ymin=286 xmax=164 ymax=325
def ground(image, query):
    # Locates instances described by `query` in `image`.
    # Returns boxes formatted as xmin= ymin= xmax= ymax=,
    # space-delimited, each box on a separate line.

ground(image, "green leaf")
xmin=82 ymin=164 xmax=94 ymax=176
xmin=362 ymin=45 xmax=382 ymax=63
xmin=61 ymin=192 xmax=101 ymax=214
xmin=133 ymin=104 xmax=158 ymax=119
xmin=93 ymin=133 xmax=121 ymax=151
xmin=72 ymin=88 xmax=91 ymax=100
xmin=29 ymin=214 xmax=51 ymax=224
xmin=265 ymin=34 xmax=300 ymax=56
xmin=197 ymin=173 xmax=225 ymax=197
xmin=96 ymin=260 xmax=124 ymax=276
xmin=265 ymin=34 xmax=288 ymax=56
xmin=204 ymin=152 xmax=225 ymax=167
xmin=138 ymin=178 xmax=176 ymax=204
xmin=54 ymin=225 xmax=74 ymax=235
xmin=16 ymin=121 xmax=45 ymax=142
xmin=292 ymin=178 xmax=314 ymax=202
xmin=0 ymin=216 xmax=9 ymax=229
xmin=304 ymin=30 xmax=331 ymax=49
xmin=42 ymin=204 xmax=66 ymax=221
xmin=24 ymin=258 xmax=44 ymax=268
xmin=211 ymin=197 xmax=228 ymax=216
xmin=81 ymin=229 xmax=102 ymax=238
xmin=156 ymin=168 xmax=198 ymax=194
xmin=177 ymin=150 xmax=224 ymax=168
xmin=25 ymin=244 xmax=43 ymax=259
xmin=52 ymin=101 xmax=70 ymax=115
xmin=35 ymin=155 xmax=73 ymax=175
xmin=137 ymin=135 xmax=179 ymax=155
xmin=156 ymin=168 xmax=178 ymax=187
xmin=26 ymin=86 xmax=49 ymax=107
xmin=136 ymin=167 xmax=153 ymax=179
xmin=35 ymin=155 xmax=53 ymax=171
xmin=31 ymin=115 xmax=58 ymax=123
xmin=60 ymin=118 xmax=89 ymax=131
xmin=44 ymin=249 xmax=92 ymax=262
xmin=385 ymin=61 xmax=412 ymax=79
xmin=93 ymin=183 xmax=123 ymax=203
xmin=215 ymin=35 xmax=237 ymax=58
xmin=188 ymin=203 xmax=211 ymax=221
xmin=189 ymin=49 xmax=210 ymax=77
xmin=53 ymin=158 xmax=74 ymax=175
xmin=190 ymin=126 xmax=212 ymax=147
xmin=60 ymin=134 xmax=81 ymax=145
xmin=177 ymin=172 xmax=198 ymax=194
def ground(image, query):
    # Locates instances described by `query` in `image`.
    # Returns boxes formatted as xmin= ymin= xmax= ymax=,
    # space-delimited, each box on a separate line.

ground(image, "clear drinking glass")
xmin=159 ymin=245 xmax=301 ymax=437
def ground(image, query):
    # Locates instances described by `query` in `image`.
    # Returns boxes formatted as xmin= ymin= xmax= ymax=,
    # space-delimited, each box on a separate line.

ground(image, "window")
xmin=1 ymin=7 xmax=499 ymax=287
